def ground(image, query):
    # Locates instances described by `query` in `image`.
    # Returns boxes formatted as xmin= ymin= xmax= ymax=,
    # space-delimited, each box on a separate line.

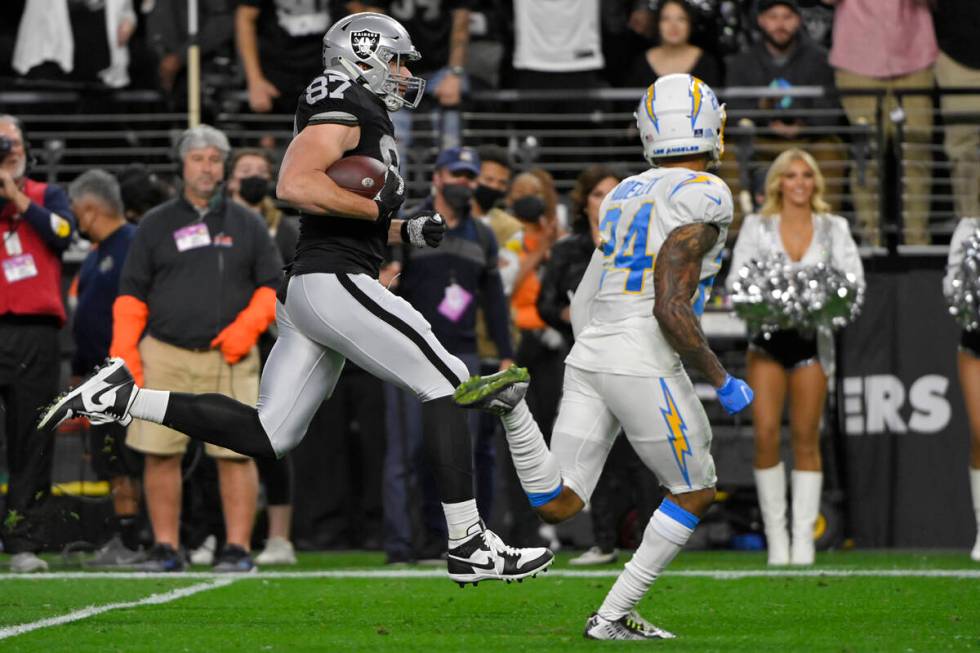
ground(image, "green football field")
xmin=0 ymin=551 xmax=978 ymax=652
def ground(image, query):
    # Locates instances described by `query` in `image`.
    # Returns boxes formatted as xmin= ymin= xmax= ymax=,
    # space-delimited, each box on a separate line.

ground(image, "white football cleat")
xmin=584 ymin=610 xmax=676 ymax=640
xmin=38 ymin=358 xmax=137 ymax=430
xmin=447 ymin=526 xmax=553 ymax=586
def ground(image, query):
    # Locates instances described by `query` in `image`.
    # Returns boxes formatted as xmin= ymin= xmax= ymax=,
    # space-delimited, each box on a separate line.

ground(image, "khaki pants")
xmin=719 ymin=135 xmax=848 ymax=230
xmin=126 ymin=335 xmax=259 ymax=459
xmin=835 ymin=67 xmax=935 ymax=245
xmin=935 ymin=50 xmax=980 ymax=219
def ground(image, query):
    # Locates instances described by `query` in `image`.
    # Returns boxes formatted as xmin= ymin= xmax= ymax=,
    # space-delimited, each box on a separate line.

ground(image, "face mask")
xmin=239 ymin=176 xmax=270 ymax=205
xmin=473 ymin=184 xmax=506 ymax=212
xmin=512 ymin=195 xmax=546 ymax=222
xmin=442 ymin=183 xmax=474 ymax=214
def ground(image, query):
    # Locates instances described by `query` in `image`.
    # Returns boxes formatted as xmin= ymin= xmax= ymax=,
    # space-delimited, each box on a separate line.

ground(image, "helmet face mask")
xmin=322 ymin=12 xmax=426 ymax=112
xmin=634 ymin=74 xmax=726 ymax=167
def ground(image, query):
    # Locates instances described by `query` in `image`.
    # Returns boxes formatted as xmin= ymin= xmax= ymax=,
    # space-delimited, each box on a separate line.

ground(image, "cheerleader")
xmin=944 ymin=216 xmax=980 ymax=561
xmin=727 ymin=149 xmax=864 ymax=565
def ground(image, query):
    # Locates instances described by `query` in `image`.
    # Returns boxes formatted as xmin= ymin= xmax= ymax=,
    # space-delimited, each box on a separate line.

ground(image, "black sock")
xmin=421 ymin=396 xmax=475 ymax=504
xmin=162 ymin=393 xmax=276 ymax=458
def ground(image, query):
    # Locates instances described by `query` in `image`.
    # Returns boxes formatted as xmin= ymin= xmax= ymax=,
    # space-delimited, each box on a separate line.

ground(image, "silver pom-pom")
xmin=945 ymin=228 xmax=980 ymax=332
xmin=730 ymin=254 xmax=865 ymax=334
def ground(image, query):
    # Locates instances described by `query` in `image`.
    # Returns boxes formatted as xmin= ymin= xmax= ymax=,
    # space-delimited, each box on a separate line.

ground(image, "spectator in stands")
xmin=470 ymin=144 xmax=521 ymax=519
xmin=383 ymin=146 xmax=514 ymax=563
xmin=510 ymin=0 xmax=606 ymax=114
xmin=228 ymin=148 xmax=299 ymax=260
xmin=601 ymin=0 xmax=656 ymax=87
xmin=726 ymin=149 xmax=863 ymax=566
xmin=933 ymin=0 xmax=980 ymax=222
xmin=12 ymin=0 xmax=136 ymax=87
xmin=464 ymin=0 xmax=507 ymax=91
xmin=69 ymin=170 xmax=144 ymax=567
xmin=622 ymin=0 xmax=721 ymax=89
xmin=235 ymin=0 xmax=335 ymax=114
xmin=471 ymin=145 xmax=522 ymax=294
xmin=501 ymin=170 xmax=563 ymax=547
xmin=722 ymin=0 xmax=844 ymax=216
xmin=825 ymin=0 xmax=936 ymax=245
xmin=147 ymin=0 xmax=233 ymax=94
xmin=944 ymin=217 xmax=980 ymax=561
xmin=112 ymin=125 xmax=282 ymax=572
xmin=0 ymin=115 xmax=76 ymax=573
xmin=117 ymin=164 xmax=173 ymax=224
xmin=226 ymin=148 xmax=297 ymax=564
xmin=385 ymin=0 xmax=474 ymax=151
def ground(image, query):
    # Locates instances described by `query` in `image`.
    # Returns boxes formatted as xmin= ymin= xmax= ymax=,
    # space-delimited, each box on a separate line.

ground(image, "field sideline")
xmin=0 ymin=551 xmax=977 ymax=651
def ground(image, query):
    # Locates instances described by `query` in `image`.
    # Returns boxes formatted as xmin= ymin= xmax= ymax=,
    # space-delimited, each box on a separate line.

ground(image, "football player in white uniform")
xmin=456 ymin=74 xmax=755 ymax=640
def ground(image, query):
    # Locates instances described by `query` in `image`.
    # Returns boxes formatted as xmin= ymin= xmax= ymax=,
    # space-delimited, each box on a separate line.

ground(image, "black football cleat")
xmin=38 ymin=357 xmax=138 ymax=430
xmin=447 ymin=526 xmax=553 ymax=584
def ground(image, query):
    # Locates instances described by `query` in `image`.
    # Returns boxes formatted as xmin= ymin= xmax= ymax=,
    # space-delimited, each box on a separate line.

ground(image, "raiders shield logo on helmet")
xmin=350 ymin=30 xmax=380 ymax=60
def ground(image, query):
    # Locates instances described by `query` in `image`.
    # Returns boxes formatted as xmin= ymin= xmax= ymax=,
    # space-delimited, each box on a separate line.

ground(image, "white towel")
xmin=12 ymin=0 xmax=74 ymax=75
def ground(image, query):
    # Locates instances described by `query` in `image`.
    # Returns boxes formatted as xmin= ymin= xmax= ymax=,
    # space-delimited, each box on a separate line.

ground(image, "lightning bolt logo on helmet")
xmin=659 ymin=378 xmax=692 ymax=487
xmin=689 ymin=76 xmax=703 ymax=128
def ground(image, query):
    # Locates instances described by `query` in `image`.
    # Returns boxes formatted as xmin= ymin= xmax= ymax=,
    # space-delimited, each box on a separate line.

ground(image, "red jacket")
xmin=0 ymin=178 xmax=76 ymax=324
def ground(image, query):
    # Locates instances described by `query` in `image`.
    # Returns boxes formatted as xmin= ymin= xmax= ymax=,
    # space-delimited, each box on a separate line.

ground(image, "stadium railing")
xmin=2 ymin=84 xmax=974 ymax=254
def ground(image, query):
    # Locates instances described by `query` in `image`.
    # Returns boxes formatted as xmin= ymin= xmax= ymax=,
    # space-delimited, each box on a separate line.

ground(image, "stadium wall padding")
xmin=838 ymin=268 xmax=974 ymax=548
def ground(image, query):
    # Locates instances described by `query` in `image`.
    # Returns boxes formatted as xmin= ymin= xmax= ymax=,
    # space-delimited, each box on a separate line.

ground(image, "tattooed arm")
xmin=653 ymin=222 xmax=728 ymax=387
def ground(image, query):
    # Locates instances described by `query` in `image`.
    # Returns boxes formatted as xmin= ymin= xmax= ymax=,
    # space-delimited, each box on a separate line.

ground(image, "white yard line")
xmin=0 ymin=577 xmax=237 ymax=641
xmin=0 ymin=569 xmax=978 ymax=581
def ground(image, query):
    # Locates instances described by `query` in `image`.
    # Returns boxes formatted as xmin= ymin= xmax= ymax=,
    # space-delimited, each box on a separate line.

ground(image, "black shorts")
xmin=961 ymin=330 xmax=980 ymax=358
xmin=87 ymin=422 xmax=143 ymax=480
xmin=750 ymin=329 xmax=819 ymax=370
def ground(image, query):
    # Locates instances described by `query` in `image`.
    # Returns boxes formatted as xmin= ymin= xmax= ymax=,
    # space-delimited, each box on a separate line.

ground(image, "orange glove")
xmin=211 ymin=286 xmax=277 ymax=365
xmin=110 ymin=295 xmax=148 ymax=386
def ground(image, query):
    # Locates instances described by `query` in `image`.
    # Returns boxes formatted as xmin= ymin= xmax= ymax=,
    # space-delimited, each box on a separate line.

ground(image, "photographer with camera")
xmin=0 ymin=115 xmax=77 ymax=573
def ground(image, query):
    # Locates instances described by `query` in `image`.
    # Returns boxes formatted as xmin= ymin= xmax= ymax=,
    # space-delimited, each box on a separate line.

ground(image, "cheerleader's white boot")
xmin=754 ymin=462 xmax=790 ymax=566
xmin=790 ymin=470 xmax=823 ymax=566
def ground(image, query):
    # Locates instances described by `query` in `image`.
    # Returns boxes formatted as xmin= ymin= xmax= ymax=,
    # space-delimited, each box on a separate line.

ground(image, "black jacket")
xmin=536 ymin=232 xmax=596 ymax=343
xmin=724 ymin=36 xmax=839 ymax=129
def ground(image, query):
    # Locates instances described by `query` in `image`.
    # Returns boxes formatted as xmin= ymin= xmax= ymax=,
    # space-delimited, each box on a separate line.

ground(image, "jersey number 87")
xmin=598 ymin=202 xmax=655 ymax=294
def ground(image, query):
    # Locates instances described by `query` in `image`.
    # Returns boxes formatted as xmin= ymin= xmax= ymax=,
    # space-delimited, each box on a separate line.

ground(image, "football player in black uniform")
xmin=41 ymin=12 xmax=553 ymax=585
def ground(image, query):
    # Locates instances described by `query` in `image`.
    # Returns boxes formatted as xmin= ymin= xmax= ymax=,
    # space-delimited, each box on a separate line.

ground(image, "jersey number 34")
xmin=599 ymin=203 xmax=655 ymax=293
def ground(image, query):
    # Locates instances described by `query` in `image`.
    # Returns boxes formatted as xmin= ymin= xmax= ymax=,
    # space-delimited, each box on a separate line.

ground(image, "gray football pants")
xmin=256 ymin=273 xmax=470 ymax=457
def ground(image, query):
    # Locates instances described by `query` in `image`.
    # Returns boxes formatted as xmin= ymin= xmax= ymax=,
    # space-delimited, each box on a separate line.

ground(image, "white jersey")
xmin=566 ymin=167 xmax=733 ymax=376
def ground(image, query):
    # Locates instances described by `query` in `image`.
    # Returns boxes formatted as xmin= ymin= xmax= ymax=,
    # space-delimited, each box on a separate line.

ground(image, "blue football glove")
xmin=716 ymin=374 xmax=754 ymax=415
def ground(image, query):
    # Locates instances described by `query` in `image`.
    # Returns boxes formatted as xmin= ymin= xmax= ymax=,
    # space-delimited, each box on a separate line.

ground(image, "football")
xmin=326 ymin=155 xmax=388 ymax=199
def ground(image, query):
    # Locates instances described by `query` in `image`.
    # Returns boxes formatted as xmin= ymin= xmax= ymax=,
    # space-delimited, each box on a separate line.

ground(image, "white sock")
xmin=128 ymin=388 xmax=170 ymax=423
xmin=597 ymin=500 xmax=697 ymax=621
xmin=971 ymin=468 xmax=980 ymax=532
xmin=501 ymin=400 xmax=563 ymax=506
xmin=443 ymin=499 xmax=481 ymax=543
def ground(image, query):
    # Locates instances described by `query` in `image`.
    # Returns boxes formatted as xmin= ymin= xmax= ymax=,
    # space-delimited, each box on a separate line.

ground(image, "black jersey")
xmin=290 ymin=70 xmax=400 ymax=278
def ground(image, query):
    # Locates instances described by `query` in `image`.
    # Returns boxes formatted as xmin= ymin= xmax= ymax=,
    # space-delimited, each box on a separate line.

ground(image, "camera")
xmin=0 ymin=136 xmax=13 ymax=157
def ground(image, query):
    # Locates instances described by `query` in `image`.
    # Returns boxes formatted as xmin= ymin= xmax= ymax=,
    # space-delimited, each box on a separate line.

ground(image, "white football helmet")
xmin=635 ymin=74 xmax=726 ymax=166
xmin=321 ymin=13 xmax=425 ymax=112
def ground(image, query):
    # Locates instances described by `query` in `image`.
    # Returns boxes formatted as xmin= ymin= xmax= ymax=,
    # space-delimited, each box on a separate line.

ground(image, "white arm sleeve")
xmin=829 ymin=215 xmax=865 ymax=287
xmin=570 ymin=249 xmax=604 ymax=339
